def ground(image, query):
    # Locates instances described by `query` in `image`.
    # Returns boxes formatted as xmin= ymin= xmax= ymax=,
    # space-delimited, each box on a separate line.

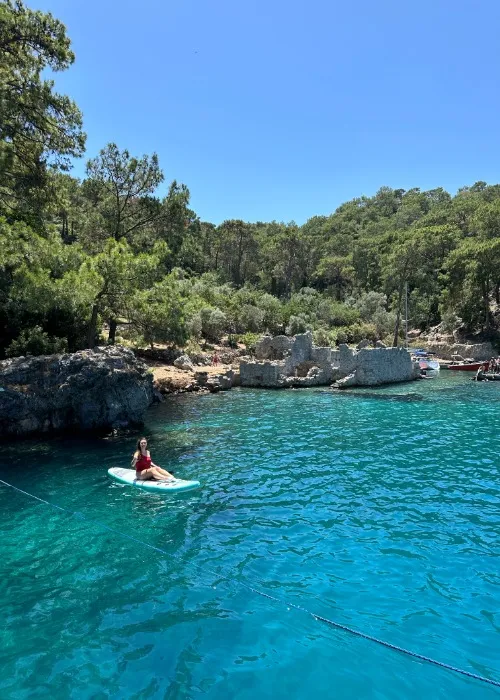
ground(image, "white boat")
xmin=411 ymin=350 xmax=440 ymax=372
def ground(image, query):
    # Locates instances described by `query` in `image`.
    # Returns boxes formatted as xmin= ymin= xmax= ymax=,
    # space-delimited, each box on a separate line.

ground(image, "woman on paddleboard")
xmin=132 ymin=438 xmax=174 ymax=481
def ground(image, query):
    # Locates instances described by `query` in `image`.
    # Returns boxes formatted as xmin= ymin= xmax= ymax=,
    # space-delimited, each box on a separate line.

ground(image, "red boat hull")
xmin=448 ymin=362 xmax=488 ymax=371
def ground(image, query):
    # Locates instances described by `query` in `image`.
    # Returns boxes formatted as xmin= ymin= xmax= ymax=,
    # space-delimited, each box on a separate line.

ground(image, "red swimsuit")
xmin=135 ymin=453 xmax=152 ymax=473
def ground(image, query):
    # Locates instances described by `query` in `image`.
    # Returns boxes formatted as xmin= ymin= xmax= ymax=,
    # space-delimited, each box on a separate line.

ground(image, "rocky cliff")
xmin=0 ymin=346 xmax=155 ymax=439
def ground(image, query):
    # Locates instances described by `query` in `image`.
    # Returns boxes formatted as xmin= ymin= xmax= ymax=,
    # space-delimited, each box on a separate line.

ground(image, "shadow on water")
xmin=320 ymin=390 xmax=426 ymax=403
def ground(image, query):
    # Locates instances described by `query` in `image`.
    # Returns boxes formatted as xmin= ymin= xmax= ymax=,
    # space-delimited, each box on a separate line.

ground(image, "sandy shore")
xmin=148 ymin=362 xmax=235 ymax=393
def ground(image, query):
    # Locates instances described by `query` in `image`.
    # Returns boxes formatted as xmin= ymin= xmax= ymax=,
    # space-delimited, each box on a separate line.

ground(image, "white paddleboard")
xmin=108 ymin=468 xmax=200 ymax=493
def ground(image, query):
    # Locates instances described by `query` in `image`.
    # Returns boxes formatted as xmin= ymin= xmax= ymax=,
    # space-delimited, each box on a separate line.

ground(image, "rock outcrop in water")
xmin=0 ymin=346 xmax=155 ymax=439
xmin=240 ymin=332 xmax=420 ymax=388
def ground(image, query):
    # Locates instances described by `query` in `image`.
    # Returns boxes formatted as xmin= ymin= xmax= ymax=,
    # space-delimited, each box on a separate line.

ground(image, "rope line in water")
xmin=1 ymin=478 xmax=499 ymax=690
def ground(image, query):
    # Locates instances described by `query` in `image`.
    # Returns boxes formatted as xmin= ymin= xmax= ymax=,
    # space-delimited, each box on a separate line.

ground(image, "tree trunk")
xmin=482 ymin=279 xmax=490 ymax=330
xmin=495 ymin=282 xmax=500 ymax=305
xmin=87 ymin=304 xmax=99 ymax=348
xmin=108 ymin=318 xmax=118 ymax=344
xmin=392 ymin=280 xmax=405 ymax=347
xmin=61 ymin=212 xmax=69 ymax=243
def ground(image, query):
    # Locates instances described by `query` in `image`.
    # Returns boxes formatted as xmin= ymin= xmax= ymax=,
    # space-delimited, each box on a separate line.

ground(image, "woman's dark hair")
xmin=137 ymin=437 xmax=148 ymax=452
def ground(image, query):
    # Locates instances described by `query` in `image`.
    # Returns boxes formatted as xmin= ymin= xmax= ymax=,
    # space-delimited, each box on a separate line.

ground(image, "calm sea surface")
xmin=1 ymin=372 xmax=499 ymax=699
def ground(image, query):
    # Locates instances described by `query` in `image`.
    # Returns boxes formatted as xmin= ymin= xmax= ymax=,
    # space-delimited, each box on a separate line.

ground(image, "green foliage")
xmin=442 ymin=237 xmax=500 ymax=331
xmin=3 ymin=1 xmax=500 ymax=357
xmin=238 ymin=332 xmax=261 ymax=353
xmin=6 ymin=326 xmax=67 ymax=357
xmin=128 ymin=275 xmax=188 ymax=348
xmin=0 ymin=0 xmax=85 ymax=220
xmin=255 ymin=293 xmax=283 ymax=334
xmin=184 ymin=338 xmax=204 ymax=356
xmin=350 ymin=291 xmax=395 ymax=337
xmin=313 ymin=328 xmax=332 ymax=347
xmin=238 ymin=305 xmax=265 ymax=333
xmin=200 ymin=307 xmax=227 ymax=342
xmin=186 ymin=312 xmax=203 ymax=340
xmin=285 ymin=314 xmax=310 ymax=336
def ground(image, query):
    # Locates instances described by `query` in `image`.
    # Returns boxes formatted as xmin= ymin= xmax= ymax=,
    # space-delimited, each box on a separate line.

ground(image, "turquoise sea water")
xmin=1 ymin=373 xmax=500 ymax=699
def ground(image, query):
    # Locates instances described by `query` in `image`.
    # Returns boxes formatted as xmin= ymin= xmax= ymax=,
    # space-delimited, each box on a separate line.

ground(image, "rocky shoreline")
xmin=2 ymin=331 xmax=492 ymax=440
xmin=0 ymin=346 xmax=156 ymax=439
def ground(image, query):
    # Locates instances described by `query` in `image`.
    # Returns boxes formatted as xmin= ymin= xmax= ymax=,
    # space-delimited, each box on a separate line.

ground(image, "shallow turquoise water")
xmin=1 ymin=373 xmax=500 ymax=699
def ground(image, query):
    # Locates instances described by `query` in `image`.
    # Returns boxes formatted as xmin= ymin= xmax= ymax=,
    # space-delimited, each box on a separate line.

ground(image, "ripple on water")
xmin=1 ymin=374 xmax=500 ymax=698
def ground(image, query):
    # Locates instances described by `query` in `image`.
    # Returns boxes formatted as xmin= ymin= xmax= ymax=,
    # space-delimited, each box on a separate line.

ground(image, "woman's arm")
xmin=131 ymin=452 xmax=139 ymax=468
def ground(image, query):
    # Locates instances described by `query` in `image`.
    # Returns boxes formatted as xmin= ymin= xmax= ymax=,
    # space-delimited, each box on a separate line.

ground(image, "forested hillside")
xmin=2 ymin=0 xmax=500 ymax=359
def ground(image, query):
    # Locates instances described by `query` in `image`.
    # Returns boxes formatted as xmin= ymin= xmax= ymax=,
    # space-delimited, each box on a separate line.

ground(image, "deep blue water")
xmin=1 ymin=372 xmax=500 ymax=699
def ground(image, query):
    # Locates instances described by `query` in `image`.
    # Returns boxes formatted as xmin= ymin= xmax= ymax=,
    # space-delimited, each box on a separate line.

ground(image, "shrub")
xmin=330 ymin=324 xmax=377 ymax=345
xmin=333 ymin=327 xmax=349 ymax=345
xmin=239 ymin=304 xmax=265 ymax=333
xmin=440 ymin=309 xmax=459 ymax=334
xmin=184 ymin=338 xmax=204 ymax=356
xmin=201 ymin=307 xmax=227 ymax=342
xmin=187 ymin=312 xmax=203 ymax=339
xmin=371 ymin=308 xmax=397 ymax=338
xmin=352 ymin=291 xmax=388 ymax=320
xmin=313 ymin=328 xmax=332 ymax=347
xmin=239 ymin=332 xmax=261 ymax=353
xmin=285 ymin=314 xmax=310 ymax=336
xmin=255 ymin=293 xmax=283 ymax=334
xmin=6 ymin=326 xmax=67 ymax=357
xmin=317 ymin=300 xmax=360 ymax=327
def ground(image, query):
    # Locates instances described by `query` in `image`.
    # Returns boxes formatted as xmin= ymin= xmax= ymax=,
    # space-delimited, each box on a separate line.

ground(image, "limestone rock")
xmin=255 ymin=335 xmax=292 ymax=360
xmin=415 ymin=341 xmax=496 ymax=361
xmin=205 ymin=378 xmax=221 ymax=392
xmin=194 ymin=371 xmax=209 ymax=386
xmin=173 ymin=354 xmax=194 ymax=371
xmin=407 ymin=329 xmax=421 ymax=339
xmin=0 ymin=346 xmax=155 ymax=438
xmin=356 ymin=338 xmax=371 ymax=350
xmin=375 ymin=340 xmax=387 ymax=348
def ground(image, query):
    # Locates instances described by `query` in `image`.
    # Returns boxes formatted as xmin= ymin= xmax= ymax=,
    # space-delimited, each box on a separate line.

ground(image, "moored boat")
xmin=412 ymin=350 xmax=440 ymax=372
xmin=449 ymin=362 xmax=489 ymax=371
xmin=446 ymin=354 xmax=489 ymax=372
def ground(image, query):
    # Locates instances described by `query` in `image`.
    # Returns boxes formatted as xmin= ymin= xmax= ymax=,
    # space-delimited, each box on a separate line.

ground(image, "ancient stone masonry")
xmin=240 ymin=332 xmax=420 ymax=389
xmin=335 ymin=346 xmax=420 ymax=388
xmin=0 ymin=346 xmax=155 ymax=438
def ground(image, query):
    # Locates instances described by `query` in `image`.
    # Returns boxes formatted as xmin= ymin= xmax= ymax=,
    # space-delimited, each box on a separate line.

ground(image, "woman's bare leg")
xmin=156 ymin=467 xmax=173 ymax=478
xmin=150 ymin=467 xmax=173 ymax=480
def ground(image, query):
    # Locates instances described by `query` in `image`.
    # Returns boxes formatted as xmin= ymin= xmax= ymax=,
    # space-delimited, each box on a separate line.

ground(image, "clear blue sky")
xmin=32 ymin=0 xmax=500 ymax=224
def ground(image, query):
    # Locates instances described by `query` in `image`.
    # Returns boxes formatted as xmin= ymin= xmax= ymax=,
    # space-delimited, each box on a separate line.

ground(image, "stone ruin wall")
xmin=240 ymin=333 xmax=420 ymax=388
xmin=336 ymin=346 xmax=419 ymax=388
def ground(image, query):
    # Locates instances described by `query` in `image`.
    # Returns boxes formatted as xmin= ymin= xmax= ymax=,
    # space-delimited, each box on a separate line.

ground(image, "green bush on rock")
xmin=6 ymin=327 xmax=68 ymax=357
